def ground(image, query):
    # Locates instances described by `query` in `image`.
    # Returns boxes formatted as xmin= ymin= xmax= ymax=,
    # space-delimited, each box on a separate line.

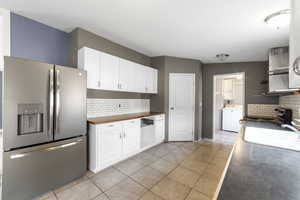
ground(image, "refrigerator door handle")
xmin=48 ymin=69 xmax=54 ymax=136
xmin=55 ymin=69 xmax=61 ymax=135
xmin=10 ymin=139 xmax=83 ymax=159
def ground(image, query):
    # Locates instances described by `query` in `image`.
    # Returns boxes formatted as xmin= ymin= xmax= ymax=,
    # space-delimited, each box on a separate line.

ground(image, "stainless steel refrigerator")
xmin=2 ymin=57 xmax=87 ymax=200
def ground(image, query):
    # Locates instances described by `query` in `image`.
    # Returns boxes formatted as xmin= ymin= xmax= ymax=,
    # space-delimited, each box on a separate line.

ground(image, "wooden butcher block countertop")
xmin=88 ymin=112 xmax=165 ymax=125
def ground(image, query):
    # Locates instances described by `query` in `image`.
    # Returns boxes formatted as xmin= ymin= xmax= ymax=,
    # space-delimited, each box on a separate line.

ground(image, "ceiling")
xmin=1 ymin=0 xmax=290 ymax=63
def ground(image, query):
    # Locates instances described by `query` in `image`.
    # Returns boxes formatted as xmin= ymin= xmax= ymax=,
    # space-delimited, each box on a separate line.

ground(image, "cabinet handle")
xmin=120 ymin=84 xmax=122 ymax=89
xmin=120 ymin=133 xmax=122 ymax=139
xmin=108 ymin=124 xmax=115 ymax=127
xmin=293 ymin=57 xmax=300 ymax=75
xmin=98 ymin=81 xmax=101 ymax=88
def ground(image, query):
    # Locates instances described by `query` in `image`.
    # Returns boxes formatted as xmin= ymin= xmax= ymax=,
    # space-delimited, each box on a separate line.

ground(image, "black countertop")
xmin=218 ymin=121 xmax=300 ymax=200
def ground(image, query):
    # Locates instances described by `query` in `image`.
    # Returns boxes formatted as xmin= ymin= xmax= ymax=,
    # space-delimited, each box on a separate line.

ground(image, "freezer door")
xmin=2 ymin=136 xmax=87 ymax=200
xmin=3 ymin=57 xmax=54 ymax=150
xmin=54 ymin=65 xmax=87 ymax=140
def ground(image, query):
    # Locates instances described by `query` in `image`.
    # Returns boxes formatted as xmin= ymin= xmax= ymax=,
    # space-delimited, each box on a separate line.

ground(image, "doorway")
xmin=213 ymin=72 xmax=245 ymax=143
xmin=168 ymin=73 xmax=195 ymax=141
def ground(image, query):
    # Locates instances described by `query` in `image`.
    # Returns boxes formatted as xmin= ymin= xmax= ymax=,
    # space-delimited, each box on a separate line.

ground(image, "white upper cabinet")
xmin=78 ymin=47 xmax=100 ymax=89
xmin=222 ymin=79 xmax=234 ymax=100
xmin=135 ymin=63 xmax=147 ymax=93
xmin=119 ymin=58 xmax=135 ymax=91
xmin=144 ymin=66 xmax=154 ymax=93
xmin=148 ymin=68 xmax=158 ymax=94
xmin=78 ymin=47 xmax=158 ymax=93
xmin=135 ymin=65 xmax=158 ymax=94
xmin=99 ymin=52 xmax=119 ymax=90
xmin=289 ymin=0 xmax=300 ymax=88
xmin=153 ymin=69 xmax=158 ymax=93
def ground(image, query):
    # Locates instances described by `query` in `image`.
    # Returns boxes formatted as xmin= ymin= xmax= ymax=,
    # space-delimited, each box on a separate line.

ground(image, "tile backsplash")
xmin=87 ymin=99 xmax=150 ymax=118
xmin=279 ymin=94 xmax=300 ymax=119
xmin=247 ymin=104 xmax=278 ymax=117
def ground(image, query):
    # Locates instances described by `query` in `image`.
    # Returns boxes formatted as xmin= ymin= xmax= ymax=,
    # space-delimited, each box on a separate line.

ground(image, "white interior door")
xmin=169 ymin=73 xmax=195 ymax=141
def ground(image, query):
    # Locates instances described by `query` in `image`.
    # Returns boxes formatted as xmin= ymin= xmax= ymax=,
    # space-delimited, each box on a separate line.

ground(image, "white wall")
xmin=0 ymin=8 xmax=10 ymax=71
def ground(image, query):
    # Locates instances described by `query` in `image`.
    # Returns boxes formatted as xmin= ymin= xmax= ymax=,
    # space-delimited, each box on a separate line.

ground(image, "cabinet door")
xmin=99 ymin=52 xmax=119 ymax=90
xmin=290 ymin=0 xmax=300 ymax=88
xmin=78 ymin=47 xmax=100 ymax=89
xmin=222 ymin=79 xmax=234 ymax=100
xmin=119 ymin=58 xmax=135 ymax=92
xmin=155 ymin=119 xmax=165 ymax=143
xmin=99 ymin=123 xmax=123 ymax=167
xmin=122 ymin=119 xmax=141 ymax=156
xmin=134 ymin=64 xmax=147 ymax=93
xmin=145 ymin=67 xmax=153 ymax=93
xmin=153 ymin=69 xmax=158 ymax=94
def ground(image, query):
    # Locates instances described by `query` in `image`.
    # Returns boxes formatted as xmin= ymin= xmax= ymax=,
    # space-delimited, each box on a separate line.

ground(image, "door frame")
xmin=212 ymin=72 xmax=245 ymax=139
xmin=168 ymin=73 xmax=195 ymax=142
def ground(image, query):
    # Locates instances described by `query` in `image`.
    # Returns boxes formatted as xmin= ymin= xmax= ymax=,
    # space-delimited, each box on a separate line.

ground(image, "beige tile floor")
xmin=35 ymin=140 xmax=234 ymax=200
xmin=214 ymin=130 xmax=238 ymax=144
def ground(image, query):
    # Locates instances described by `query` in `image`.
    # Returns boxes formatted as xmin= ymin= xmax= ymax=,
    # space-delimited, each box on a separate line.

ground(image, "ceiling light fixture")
xmin=216 ymin=53 xmax=230 ymax=61
xmin=264 ymin=9 xmax=291 ymax=30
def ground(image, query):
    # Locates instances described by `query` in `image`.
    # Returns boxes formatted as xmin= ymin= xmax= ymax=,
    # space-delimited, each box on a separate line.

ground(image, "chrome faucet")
xmin=281 ymin=122 xmax=300 ymax=133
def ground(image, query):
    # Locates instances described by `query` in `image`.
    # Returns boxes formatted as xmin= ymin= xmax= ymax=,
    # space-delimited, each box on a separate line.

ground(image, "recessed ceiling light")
xmin=216 ymin=54 xmax=230 ymax=61
xmin=265 ymin=9 xmax=291 ymax=30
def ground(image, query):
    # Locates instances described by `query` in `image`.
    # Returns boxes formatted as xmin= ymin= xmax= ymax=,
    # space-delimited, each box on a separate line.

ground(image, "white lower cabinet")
xmin=122 ymin=119 xmax=141 ymax=156
xmin=89 ymin=119 xmax=141 ymax=173
xmin=98 ymin=123 xmax=123 ymax=168
xmin=155 ymin=115 xmax=165 ymax=143
xmin=89 ymin=115 xmax=165 ymax=173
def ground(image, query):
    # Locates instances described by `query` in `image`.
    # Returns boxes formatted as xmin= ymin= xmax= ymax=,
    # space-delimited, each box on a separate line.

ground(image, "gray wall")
xmin=10 ymin=13 xmax=70 ymax=66
xmin=70 ymin=28 xmax=152 ymax=99
xmin=202 ymin=62 xmax=279 ymax=139
xmin=150 ymin=56 xmax=202 ymax=140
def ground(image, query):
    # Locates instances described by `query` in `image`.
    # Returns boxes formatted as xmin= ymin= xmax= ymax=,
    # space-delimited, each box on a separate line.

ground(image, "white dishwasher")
xmin=141 ymin=117 xmax=155 ymax=149
xmin=222 ymin=107 xmax=243 ymax=132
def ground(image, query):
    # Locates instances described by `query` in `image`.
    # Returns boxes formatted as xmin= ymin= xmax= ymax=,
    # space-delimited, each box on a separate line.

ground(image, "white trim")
xmin=0 ymin=8 xmax=10 ymax=71
xmin=212 ymin=72 xmax=246 ymax=139
xmin=168 ymin=73 xmax=196 ymax=142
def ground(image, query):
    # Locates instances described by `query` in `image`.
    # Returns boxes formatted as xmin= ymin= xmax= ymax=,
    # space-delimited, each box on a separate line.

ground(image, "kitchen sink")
xmin=244 ymin=126 xmax=300 ymax=151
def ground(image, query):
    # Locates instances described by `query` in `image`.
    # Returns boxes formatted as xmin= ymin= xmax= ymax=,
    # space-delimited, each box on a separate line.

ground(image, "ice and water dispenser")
xmin=17 ymin=104 xmax=44 ymax=135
